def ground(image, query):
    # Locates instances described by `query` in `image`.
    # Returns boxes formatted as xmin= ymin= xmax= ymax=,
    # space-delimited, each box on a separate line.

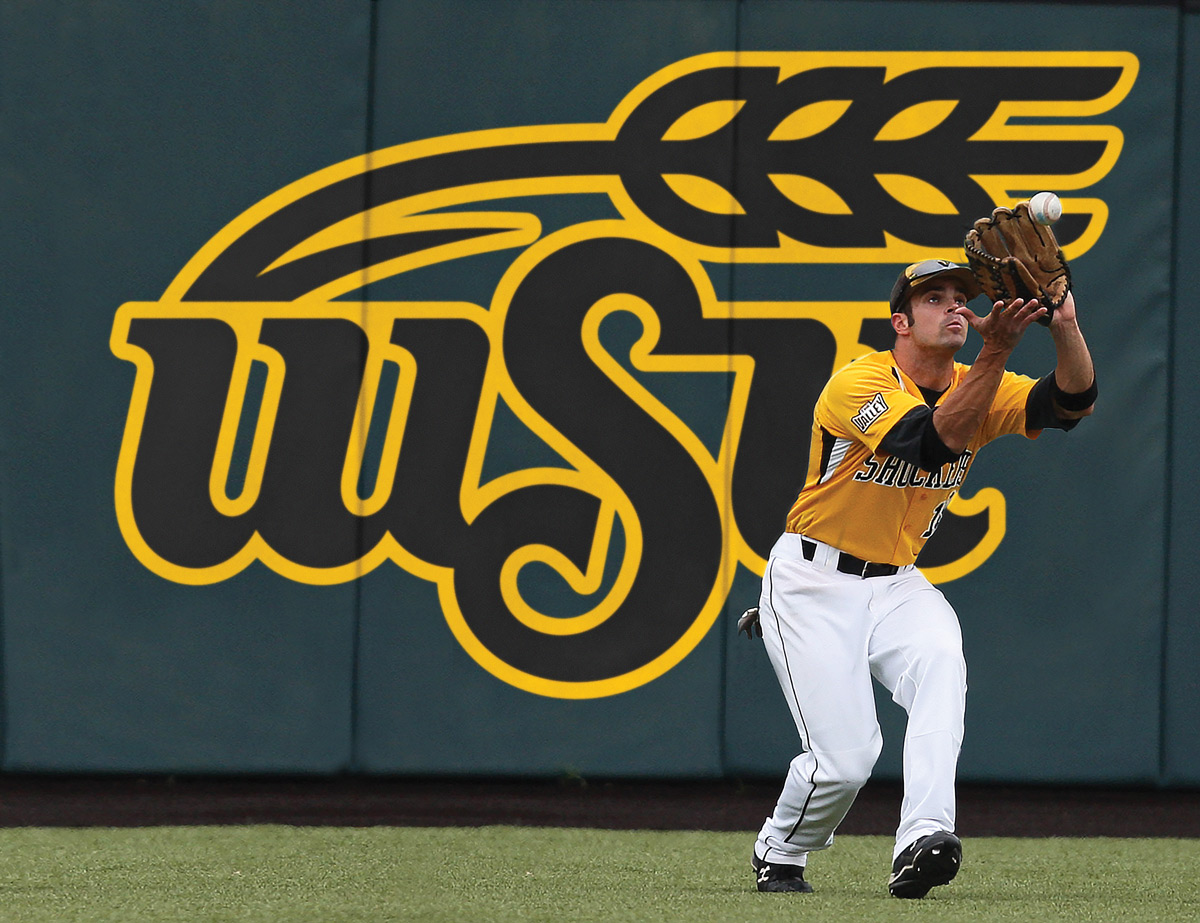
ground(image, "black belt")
xmin=801 ymin=537 xmax=900 ymax=578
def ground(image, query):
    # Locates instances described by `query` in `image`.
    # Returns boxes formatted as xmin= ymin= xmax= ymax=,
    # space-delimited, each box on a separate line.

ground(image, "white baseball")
xmin=1028 ymin=191 xmax=1062 ymax=225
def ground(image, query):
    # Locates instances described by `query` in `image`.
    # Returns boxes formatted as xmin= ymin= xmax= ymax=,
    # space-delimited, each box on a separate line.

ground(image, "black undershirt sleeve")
xmin=1026 ymin=374 xmax=1082 ymax=432
xmin=878 ymin=406 xmax=962 ymax=472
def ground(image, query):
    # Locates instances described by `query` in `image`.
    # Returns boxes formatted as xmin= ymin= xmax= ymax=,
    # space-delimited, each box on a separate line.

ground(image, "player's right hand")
xmin=958 ymin=296 xmax=1047 ymax=351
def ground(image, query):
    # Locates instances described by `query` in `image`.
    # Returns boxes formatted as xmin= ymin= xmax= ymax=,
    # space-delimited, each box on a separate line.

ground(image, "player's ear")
xmin=891 ymin=312 xmax=910 ymax=336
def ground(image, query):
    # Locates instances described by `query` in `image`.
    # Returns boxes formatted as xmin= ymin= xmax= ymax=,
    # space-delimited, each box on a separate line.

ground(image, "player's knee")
xmin=913 ymin=639 xmax=967 ymax=688
xmin=938 ymin=648 xmax=967 ymax=691
xmin=816 ymin=738 xmax=882 ymax=791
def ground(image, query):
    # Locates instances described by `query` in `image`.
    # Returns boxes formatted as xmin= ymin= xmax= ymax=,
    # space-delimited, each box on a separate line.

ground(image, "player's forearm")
xmin=1049 ymin=315 xmax=1095 ymax=396
xmin=931 ymin=346 xmax=1010 ymax=453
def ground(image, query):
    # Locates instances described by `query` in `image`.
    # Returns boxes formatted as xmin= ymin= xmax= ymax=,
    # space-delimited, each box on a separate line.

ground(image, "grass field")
xmin=0 ymin=825 xmax=1195 ymax=922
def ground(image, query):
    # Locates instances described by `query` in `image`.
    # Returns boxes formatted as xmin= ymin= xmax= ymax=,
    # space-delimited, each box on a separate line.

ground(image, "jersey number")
xmin=922 ymin=491 xmax=956 ymax=539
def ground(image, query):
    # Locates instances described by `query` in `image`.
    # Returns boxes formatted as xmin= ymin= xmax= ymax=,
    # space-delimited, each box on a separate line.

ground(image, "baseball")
xmin=1028 ymin=191 xmax=1062 ymax=225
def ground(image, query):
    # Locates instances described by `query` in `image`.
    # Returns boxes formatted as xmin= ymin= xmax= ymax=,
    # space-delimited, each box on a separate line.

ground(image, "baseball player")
xmin=741 ymin=251 xmax=1096 ymax=897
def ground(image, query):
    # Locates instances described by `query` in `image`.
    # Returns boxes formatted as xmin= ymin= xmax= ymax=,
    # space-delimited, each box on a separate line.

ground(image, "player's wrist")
xmin=974 ymin=341 xmax=1014 ymax=364
xmin=1048 ymin=306 xmax=1078 ymax=329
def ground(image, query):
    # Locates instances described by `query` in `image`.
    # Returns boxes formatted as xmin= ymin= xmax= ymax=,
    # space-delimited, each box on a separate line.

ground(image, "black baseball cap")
xmin=889 ymin=259 xmax=981 ymax=315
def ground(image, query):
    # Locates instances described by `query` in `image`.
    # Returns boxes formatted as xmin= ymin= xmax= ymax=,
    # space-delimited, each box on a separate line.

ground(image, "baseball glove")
xmin=963 ymin=202 xmax=1071 ymax=325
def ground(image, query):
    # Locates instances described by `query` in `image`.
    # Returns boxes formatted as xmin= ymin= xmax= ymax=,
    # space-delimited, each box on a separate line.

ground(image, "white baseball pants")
xmin=753 ymin=532 xmax=967 ymax=866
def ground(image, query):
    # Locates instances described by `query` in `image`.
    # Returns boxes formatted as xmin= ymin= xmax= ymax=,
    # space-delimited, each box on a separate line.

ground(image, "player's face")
xmin=902 ymin=280 xmax=970 ymax=352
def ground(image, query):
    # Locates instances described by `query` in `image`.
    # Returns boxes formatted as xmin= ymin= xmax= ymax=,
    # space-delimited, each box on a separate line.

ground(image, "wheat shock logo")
xmin=111 ymin=52 xmax=1136 ymax=697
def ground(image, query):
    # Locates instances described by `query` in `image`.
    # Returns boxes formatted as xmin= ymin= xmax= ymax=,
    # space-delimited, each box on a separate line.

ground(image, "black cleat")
xmin=888 ymin=831 xmax=962 ymax=898
xmin=752 ymin=851 xmax=813 ymax=893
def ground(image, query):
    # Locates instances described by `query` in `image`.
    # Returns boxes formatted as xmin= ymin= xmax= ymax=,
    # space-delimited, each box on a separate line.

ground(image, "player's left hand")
xmin=738 ymin=606 xmax=762 ymax=639
xmin=1049 ymin=290 xmax=1078 ymax=327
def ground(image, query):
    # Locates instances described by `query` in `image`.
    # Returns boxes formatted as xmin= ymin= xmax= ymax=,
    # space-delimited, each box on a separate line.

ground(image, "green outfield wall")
xmin=0 ymin=0 xmax=1195 ymax=786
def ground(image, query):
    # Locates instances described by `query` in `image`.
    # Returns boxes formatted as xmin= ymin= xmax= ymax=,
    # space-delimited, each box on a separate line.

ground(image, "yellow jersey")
xmin=785 ymin=350 xmax=1039 ymax=565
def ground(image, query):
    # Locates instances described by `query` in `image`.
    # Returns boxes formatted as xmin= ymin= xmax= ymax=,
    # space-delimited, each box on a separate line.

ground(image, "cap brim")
xmin=910 ymin=266 xmax=981 ymax=301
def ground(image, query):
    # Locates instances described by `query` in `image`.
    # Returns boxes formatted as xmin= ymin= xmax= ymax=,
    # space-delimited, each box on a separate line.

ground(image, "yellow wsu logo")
xmin=111 ymin=51 xmax=1136 ymax=697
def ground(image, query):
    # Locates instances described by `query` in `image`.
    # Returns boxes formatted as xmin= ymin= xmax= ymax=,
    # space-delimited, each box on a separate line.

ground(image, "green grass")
xmin=0 ymin=826 xmax=1195 ymax=922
